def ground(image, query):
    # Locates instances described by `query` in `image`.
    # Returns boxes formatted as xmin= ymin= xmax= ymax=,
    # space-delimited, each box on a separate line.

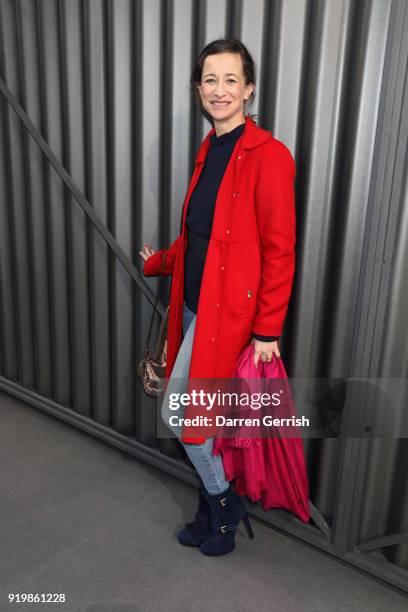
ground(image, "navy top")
xmin=184 ymin=121 xmax=279 ymax=342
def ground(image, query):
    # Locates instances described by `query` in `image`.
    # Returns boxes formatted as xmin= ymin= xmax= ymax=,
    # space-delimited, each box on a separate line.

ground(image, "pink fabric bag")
xmin=212 ymin=344 xmax=310 ymax=524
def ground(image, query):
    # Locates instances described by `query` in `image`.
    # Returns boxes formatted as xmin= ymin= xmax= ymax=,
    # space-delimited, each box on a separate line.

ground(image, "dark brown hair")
xmin=190 ymin=38 xmax=257 ymax=121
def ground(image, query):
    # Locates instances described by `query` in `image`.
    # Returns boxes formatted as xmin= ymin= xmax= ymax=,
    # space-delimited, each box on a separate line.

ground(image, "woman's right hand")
xmin=139 ymin=243 xmax=156 ymax=262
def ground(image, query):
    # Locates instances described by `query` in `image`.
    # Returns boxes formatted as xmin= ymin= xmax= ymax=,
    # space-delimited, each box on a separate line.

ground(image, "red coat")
xmin=143 ymin=115 xmax=296 ymax=444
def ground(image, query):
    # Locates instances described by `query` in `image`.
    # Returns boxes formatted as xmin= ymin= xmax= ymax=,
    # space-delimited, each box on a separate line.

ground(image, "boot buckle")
xmin=220 ymin=497 xmax=227 ymax=507
xmin=220 ymin=525 xmax=227 ymax=533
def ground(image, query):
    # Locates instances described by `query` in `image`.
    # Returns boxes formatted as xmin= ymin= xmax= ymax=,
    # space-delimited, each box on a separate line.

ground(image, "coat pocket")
xmin=226 ymin=239 xmax=260 ymax=319
xmin=229 ymin=266 xmax=255 ymax=319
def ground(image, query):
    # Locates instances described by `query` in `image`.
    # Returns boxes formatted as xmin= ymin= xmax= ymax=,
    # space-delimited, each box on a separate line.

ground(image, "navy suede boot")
xmin=177 ymin=483 xmax=211 ymax=546
xmin=199 ymin=483 xmax=255 ymax=556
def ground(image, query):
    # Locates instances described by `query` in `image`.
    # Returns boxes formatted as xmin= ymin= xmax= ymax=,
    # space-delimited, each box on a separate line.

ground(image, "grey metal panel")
xmin=37 ymin=1 xmax=69 ymax=404
xmin=0 ymin=0 xmax=34 ymax=388
xmin=18 ymin=0 xmax=53 ymax=397
xmin=60 ymin=1 xmax=92 ymax=417
xmin=83 ymin=0 xmax=111 ymax=427
xmin=0 ymin=0 xmax=408 ymax=591
xmin=138 ymin=0 xmax=177 ymax=448
xmin=107 ymin=0 xmax=134 ymax=435
xmin=166 ymin=0 xmax=195 ymax=239
xmin=350 ymin=0 xmax=408 ymax=571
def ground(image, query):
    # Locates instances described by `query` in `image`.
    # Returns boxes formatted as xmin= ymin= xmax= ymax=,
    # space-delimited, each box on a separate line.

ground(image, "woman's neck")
xmin=213 ymin=115 xmax=246 ymax=137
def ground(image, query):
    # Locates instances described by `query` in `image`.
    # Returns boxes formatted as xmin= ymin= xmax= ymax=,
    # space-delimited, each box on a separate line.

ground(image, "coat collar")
xmin=195 ymin=115 xmax=271 ymax=165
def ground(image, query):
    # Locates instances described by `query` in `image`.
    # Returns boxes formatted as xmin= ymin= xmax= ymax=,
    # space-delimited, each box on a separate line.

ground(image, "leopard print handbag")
xmin=137 ymin=253 xmax=169 ymax=397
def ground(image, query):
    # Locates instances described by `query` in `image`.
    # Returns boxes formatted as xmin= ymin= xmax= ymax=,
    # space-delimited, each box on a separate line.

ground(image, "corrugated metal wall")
xmin=0 ymin=0 xmax=407 ymax=593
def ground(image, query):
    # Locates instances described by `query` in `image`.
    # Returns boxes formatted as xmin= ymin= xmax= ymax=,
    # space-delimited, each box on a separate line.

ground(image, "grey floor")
xmin=0 ymin=392 xmax=407 ymax=612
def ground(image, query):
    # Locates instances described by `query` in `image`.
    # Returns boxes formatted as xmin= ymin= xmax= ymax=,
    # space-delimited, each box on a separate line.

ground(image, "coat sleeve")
xmin=251 ymin=332 xmax=280 ymax=342
xmin=251 ymin=142 xmax=296 ymax=338
xmin=142 ymin=234 xmax=182 ymax=277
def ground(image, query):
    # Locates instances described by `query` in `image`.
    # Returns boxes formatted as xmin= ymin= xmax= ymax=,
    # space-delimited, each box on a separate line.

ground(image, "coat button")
xmin=237 ymin=155 xmax=242 ymax=160
xmin=211 ymin=337 xmax=216 ymax=342
xmin=233 ymin=191 xmax=240 ymax=198
xmin=220 ymin=266 xmax=225 ymax=271
xmin=216 ymin=303 xmax=220 ymax=308
xmin=226 ymin=229 xmax=230 ymax=234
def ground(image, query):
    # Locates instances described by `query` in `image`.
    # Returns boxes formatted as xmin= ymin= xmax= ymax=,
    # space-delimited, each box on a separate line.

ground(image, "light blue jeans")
xmin=160 ymin=301 xmax=230 ymax=495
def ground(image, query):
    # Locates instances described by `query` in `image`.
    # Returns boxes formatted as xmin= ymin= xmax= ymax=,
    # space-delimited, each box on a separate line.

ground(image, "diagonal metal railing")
xmin=0 ymin=76 xmax=164 ymax=317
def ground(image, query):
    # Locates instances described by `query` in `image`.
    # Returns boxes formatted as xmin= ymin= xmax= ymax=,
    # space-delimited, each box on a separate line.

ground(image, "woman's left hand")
xmin=251 ymin=338 xmax=280 ymax=368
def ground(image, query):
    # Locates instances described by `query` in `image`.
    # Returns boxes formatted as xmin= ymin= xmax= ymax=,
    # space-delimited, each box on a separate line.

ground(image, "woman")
xmin=139 ymin=39 xmax=296 ymax=556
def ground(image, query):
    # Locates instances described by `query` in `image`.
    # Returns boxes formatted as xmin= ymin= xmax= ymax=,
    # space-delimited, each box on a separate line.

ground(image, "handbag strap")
xmin=144 ymin=252 xmax=167 ymax=355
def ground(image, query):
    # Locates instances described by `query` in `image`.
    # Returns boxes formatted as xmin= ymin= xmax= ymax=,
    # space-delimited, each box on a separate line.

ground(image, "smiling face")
xmin=197 ymin=52 xmax=255 ymax=135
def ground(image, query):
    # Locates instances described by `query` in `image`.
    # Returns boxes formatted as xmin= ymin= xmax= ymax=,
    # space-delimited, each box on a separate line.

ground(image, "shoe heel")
xmin=242 ymin=514 xmax=254 ymax=539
